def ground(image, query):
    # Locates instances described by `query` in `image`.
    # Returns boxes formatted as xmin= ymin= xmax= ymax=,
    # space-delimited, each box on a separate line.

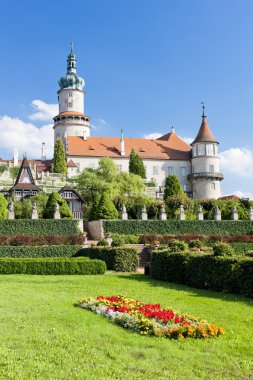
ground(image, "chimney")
xmin=120 ymin=129 xmax=125 ymax=156
xmin=83 ymin=130 xmax=87 ymax=141
xmin=13 ymin=147 xmax=18 ymax=166
xmin=41 ymin=142 xmax=46 ymax=161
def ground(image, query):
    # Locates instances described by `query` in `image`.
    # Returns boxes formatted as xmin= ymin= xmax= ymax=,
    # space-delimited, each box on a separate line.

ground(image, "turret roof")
xmin=191 ymin=115 xmax=218 ymax=145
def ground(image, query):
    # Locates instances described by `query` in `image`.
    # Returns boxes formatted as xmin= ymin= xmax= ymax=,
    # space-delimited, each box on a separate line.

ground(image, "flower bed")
xmin=76 ymin=294 xmax=224 ymax=340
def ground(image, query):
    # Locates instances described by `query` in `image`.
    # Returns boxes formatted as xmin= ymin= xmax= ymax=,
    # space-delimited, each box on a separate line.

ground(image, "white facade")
xmin=58 ymin=89 xmax=84 ymax=114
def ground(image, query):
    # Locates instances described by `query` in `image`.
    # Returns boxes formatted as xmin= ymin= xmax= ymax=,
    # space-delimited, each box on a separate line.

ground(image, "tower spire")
xmin=67 ymin=43 xmax=76 ymax=75
xmin=201 ymin=101 xmax=206 ymax=118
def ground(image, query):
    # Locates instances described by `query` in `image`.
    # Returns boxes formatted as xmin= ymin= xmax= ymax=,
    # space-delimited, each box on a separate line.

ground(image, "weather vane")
xmin=201 ymin=101 xmax=205 ymax=117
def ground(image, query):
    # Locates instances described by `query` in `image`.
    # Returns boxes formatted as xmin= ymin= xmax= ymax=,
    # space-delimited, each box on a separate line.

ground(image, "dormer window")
xmin=69 ymin=92 xmax=73 ymax=97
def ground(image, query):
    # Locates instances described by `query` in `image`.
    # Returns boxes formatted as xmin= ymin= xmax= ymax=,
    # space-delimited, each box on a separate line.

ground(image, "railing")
xmin=187 ymin=172 xmax=224 ymax=180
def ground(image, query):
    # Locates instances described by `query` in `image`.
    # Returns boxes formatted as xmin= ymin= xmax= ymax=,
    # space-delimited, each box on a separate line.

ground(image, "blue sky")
xmin=0 ymin=0 xmax=253 ymax=197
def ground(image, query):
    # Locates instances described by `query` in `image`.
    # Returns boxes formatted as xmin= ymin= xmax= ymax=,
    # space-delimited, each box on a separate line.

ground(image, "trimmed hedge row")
xmin=0 ymin=257 xmax=106 ymax=275
xmin=140 ymin=233 xmax=253 ymax=244
xmin=0 ymin=234 xmax=84 ymax=246
xmin=0 ymin=220 xmax=81 ymax=236
xmin=151 ymin=250 xmax=253 ymax=297
xmin=0 ymin=245 xmax=81 ymax=258
xmin=103 ymin=220 xmax=253 ymax=236
xmin=75 ymin=247 xmax=138 ymax=272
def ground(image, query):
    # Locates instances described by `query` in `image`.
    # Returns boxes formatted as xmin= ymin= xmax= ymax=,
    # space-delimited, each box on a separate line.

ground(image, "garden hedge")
xmin=0 ymin=220 xmax=81 ymax=236
xmin=75 ymin=247 xmax=138 ymax=272
xmin=0 ymin=245 xmax=81 ymax=258
xmin=150 ymin=250 xmax=253 ymax=298
xmin=103 ymin=220 xmax=253 ymax=236
xmin=0 ymin=257 xmax=106 ymax=275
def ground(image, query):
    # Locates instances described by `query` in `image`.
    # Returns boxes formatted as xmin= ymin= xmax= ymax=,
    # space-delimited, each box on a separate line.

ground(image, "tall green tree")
xmin=96 ymin=192 xmax=118 ymax=220
xmin=0 ymin=194 xmax=8 ymax=219
xmin=43 ymin=191 xmax=72 ymax=219
xmin=163 ymin=174 xmax=184 ymax=200
xmin=53 ymin=138 xmax=67 ymax=174
xmin=129 ymin=149 xmax=146 ymax=178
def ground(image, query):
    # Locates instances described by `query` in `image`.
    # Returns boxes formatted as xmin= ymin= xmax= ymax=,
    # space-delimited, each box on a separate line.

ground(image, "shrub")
xmin=44 ymin=192 xmax=72 ymax=219
xmin=150 ymin=250 xmax=253 ymax=297
xmin=0 ymin=194 xmax=8 ymax=220
xmin=0 ymin=234 xmax=84 ymax=246
xmin=103 ymin=220 xmax=253 ymax=236
xmin=144 ymin=262 xmax=150 ymax=275
xmin=0 ymin=245 xmax=81 ymax=258
xmin=75 ymin=247 xmax=138 ymax=272
xmin=188 ymin=239 xmax=203 ymax=248
xmin=0 ymin=220 xmax=80 ymax=236
xmin=0 ymin=257 xmax=106 ymax=275
xmin=97 ymin=192 xmax=118 ymax=220
xmin=97 ymin=238 xmax=109 ymax=247
xmin=111 ymin=235 xmax=126 ymax=247
xmin=213 ymin=242 xmax=235 ymax=257
xmin=163 ymin=175 xmax=184 ymax=200
xmin=168 ymin=239 xmax=188 ymax=252
xmin=111 ymin=234 xmax=140 ymax=244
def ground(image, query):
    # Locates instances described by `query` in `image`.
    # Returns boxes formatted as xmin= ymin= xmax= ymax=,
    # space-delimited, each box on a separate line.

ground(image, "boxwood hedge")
xmin=75 ymin=247 xmax=138 ymax=272
xmin=103 ymin=220 xmax=253 ymax=236
xmin=0 ymin=257 xmax=106 ymax=275
xmin=0 ymin=245 xmax=81 ymax=258
xmin=151 ymin=250 xmax=253 ymax=298
xmin=0 ymin=220 xmax=81 ymax=236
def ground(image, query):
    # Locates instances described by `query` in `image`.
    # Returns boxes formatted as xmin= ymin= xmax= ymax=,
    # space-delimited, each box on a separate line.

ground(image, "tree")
xmin=163 ymin=175 xmax=184 ymax=200
xmin=9 ymin=166 xmax=20 ymax=180
xmin=129 ymin=149 xmax=146 ymax=178
xmin=89 ymin=194 xmax=101 ymax=221
xmin=43 ymin=191 xmax=72 ymax=219
xmin=53 ymin=138 xmax=67 ymax=174
xmin=0 ymin=194 xmax=8 ymax=219
xmin=96 ymin=192 xmax=118 ymax=220
xmin=0 ymin=164 xmax=7 ymax=175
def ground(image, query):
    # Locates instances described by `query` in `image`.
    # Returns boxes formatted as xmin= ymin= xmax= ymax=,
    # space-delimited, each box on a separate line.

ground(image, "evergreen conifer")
xmin=129 ymin=149 xmax=146 ymax=178
xmin=0 ymin=194 xmax=8 ymax=219
xmin=53 ymin=138 xmax=68 ymax=174
xmin=96 ymin=192 xmax=118 ymax=220
xmin=43 ymin=191 xmax=72 ymax=219
xmin=163 ymin=174 xmax=184 ymax=200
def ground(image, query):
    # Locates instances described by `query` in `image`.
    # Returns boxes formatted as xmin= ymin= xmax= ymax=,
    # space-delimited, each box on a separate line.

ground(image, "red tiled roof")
xmin=12 ymin=183 xmax=41 ymax=190
xmin=67 ymin=159 xmax=77 ymax=167
xmin=67 ymin=133 xmax=191 ymax=160
xmin=218 ymin=195 xmax=240 ymax=201
xmin=192 ymin=116 xmax=218 ymax=145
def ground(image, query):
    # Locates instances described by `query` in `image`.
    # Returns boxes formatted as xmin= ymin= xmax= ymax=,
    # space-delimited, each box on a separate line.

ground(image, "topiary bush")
xmin=0 ymin=257 xmax=106 ymax=275
xmin=188 ymin=239 xmax=203 ymax=248
xmin=0 ymin=220 xmax=80 ymax=236
xmin=111 ymin=235 xmax=126 ymax=247
xmin=168 ymin=239 xmax=189 ymax=252
xmin=75 ymin=247 xmax=138 ymax=272
xmin=97 ymin=238 xmax=109 ymax=247
xmin=0 ymin=245 xmax=81 ymax=258
xmin=43 ymin=192 xmax=72 ymax=219
xmin=213 ymin=242 xmax=235 ymax=257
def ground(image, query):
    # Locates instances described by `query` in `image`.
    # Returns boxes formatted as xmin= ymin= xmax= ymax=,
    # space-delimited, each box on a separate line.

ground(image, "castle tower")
xmin=53 ymin=44 xmax=91 ymax=145
xmin=188 ymin=106 xmax=224 ymax=199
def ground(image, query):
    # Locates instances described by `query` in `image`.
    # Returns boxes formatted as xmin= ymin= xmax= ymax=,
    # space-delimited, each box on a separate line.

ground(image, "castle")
xmin=53 ymin=46 xmax=224 ymax=199
xmin=0 ymin=46 xmax=224 ymax=199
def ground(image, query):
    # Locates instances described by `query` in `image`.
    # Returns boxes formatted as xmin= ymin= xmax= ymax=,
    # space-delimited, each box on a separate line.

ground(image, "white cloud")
xmin=179 ymin=136 xmax=193 ymax=145
xmin=233 ymin=191 xmax=253 ymax=200
xmin=144 ymin=133 xmax=163 ymax=140
xmin=220 ymin=148 xmax=253 ymax=177
xmin=29 ymin=99 xmax=58 ymax=121
xmin=91 ymin=118 xmax=108 ymax=131
xmin=0 ymin=115 xmax=54 ymax=158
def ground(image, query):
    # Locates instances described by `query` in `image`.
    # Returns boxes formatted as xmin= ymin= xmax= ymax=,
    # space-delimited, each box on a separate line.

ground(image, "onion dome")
xmin=191 ymin=106 xmax=218 ymax=145
xmin=58 ymin=44 xmax=85 ymax=91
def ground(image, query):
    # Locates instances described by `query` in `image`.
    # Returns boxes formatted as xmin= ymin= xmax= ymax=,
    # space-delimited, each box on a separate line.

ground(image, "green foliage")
xmin=75 ymin=247 xmax=138 ymax=272
xmin=111 ymin=235 xmax=126 ymax=247
xmin=165 ymin=194 xmax=195 ymax=219
xmin=207 ymin=200 xmax=248 ymax=220
xmin=230 ymin=242 xmax=253 ymax=255
xmin=188 ymin=239 xmax=203 ymax=248
xmin=129 ymin=149 xmax=146 ymax=178
xmin=151 ymin=250 xmax=253 ymax=297
xmin=14 ymin=193 xmax=48 ymax=219
xmin=111 ymin=233 xmax=140 ymax=244
xmin=96 ymin=192 xmax=118 ymax=220
xmin=163 ymin=175 xmax=184 ymax=200
xmin=97 ymin=238 xmax=109 ymax=247
xmin=89 ymin=194 xmax=101 ymax=221
xmin=43 ymin=192 xmax=72 ymax=219
xmin=9 ymin=166 xmax=20 ymax=179
xmin=0 ymin=245 xmax=81 ymax=258
xmin=103 ymin=220 xmax=253 ymax=235
xmin=0 ymin=234 xmax=83 ymax=246
xmin=0 ymin=257 xmax=106 ymax=275
xmin=77 ymin=158 xmax=145 ymax=209
xmin=0 ymin=164 xmax=7 ymax=175
xmin=53 ymin=137 xmax=67 ymax=174
xmin=0 ymin=194 xmax=7 ymax=220
xmin=0 ymin=220 xmax=80 ymax=236
xmin=168 ymin=239 xmax=188 ymax=252
xmin=213 ymin=242 xmax=235 ymax=257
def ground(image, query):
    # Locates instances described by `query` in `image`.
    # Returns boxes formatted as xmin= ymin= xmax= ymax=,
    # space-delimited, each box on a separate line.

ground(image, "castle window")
xmin=183 ymin=184 xmax=189 ymax=191
xmin=206 ymin=144 xmax=214 ymax=155
xmin=211 ymin=183 xmax=215 ymax=190
xmin=209 ymin=165 xmax=214 ymax=173
xmin=197 ymin=144 xmax=205 ymax=156
xmin=117 ymin=165 xmax=122 ymax=172
xmin=167 ymin=167 xmax=173 ymax=175
xmin=192 ymin=146 xmax=197 ymax=157
xmin=214 ymin=145 xmax=218 ymax=155
xmin=69 ymin=92 xmax=73 ymax=97
xmin=153 ymin=166 xmax=159 ymax=175
xmin=68 ymin=102 xmax=73 ymax=107
xmin=180 ymin=167 xmax=187 ymax=177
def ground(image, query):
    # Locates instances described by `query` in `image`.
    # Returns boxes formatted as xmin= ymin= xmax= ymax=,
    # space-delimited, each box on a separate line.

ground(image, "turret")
xmin=53 ymin=44 xmax=91 ymax=144
xmin=188 ymin=106 xmax=224 ymax=199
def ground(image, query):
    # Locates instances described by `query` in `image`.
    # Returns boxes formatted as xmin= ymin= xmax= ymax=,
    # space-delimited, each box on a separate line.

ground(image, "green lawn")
xmin=0 ymin=274 xmax=252 ymax=380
